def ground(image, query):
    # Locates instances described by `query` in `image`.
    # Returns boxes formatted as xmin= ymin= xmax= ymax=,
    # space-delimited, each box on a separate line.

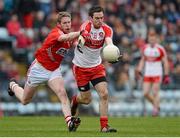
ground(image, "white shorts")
xmin=26 ymin=60 xmax=62 ymax=87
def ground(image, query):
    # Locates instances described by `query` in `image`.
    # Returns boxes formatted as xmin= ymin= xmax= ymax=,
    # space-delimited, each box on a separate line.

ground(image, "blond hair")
xmin=57 ymin=12 xmax=71 ymax=23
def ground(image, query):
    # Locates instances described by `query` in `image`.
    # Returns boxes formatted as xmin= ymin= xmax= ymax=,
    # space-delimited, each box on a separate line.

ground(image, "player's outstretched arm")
xmin=58 ymin=31 xmax=80 ymax=42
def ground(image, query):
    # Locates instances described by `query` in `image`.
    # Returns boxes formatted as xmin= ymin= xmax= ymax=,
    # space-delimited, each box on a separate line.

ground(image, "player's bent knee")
xmin=143 ymin=92 xmax=149 ymax=97
xmin=153 ymin=92 xmax=159 ymax=96
xmin=83 ymin=97 xmax=92 ymax=104
xmin=100 ymin=92 xmax=108 ymax=100
xmin=57 ymin=89 xmax=68 ymax=97
xmin=21 ymin=99 xmax=31 ymax=105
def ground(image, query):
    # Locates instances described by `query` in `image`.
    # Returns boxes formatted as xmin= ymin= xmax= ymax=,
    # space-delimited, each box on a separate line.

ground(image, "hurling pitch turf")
xmin=0 ymin=116 xmax=180 ymax=137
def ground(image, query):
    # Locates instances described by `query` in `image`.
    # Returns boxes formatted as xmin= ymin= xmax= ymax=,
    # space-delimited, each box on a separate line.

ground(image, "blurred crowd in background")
xmin=0 ymin=0 xmax=180 ymax=105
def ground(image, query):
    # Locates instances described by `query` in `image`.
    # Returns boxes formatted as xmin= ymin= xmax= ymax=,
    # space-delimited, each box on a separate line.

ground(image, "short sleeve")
xmin=44 ymin=28 xmax=63 ymax=44
xmin=102 ymin=25 xmax=113 ymax=38
xmin=80 ymin=21 xmax=91 ymax=33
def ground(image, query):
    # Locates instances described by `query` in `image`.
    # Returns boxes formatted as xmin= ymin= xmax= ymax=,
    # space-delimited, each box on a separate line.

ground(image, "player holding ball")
xmin=71 ymin=6 xmax=121 ymax=132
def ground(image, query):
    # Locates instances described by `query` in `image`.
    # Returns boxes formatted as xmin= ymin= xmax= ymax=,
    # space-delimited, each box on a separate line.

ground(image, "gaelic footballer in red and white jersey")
xmin=142 ymin=43 xmax=166 ymax=78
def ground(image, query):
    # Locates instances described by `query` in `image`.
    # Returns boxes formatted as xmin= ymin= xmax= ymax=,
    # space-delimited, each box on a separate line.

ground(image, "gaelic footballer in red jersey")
xmin=71 ymin=6 xmax=117 ymax=132
xmin=136 ymin=31 xmax=170 ymax=116
xmin=8 ymin=12 xmax=81 ymax=132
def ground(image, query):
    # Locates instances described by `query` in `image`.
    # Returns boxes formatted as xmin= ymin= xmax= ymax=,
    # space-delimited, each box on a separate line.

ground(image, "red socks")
xmin=100 ymin=116 xmax=108 ymax=129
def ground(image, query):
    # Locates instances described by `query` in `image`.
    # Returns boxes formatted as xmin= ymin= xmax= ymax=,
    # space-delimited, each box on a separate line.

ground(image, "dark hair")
xmin=57 ymin=12 xmax=71 ymax=23
xmin=88 ymin=6 xmax=104 ymax=17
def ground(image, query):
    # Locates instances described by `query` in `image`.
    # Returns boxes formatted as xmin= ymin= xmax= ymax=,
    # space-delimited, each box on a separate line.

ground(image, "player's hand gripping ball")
xmin=102 ymin=44 xmax=122 ymax=63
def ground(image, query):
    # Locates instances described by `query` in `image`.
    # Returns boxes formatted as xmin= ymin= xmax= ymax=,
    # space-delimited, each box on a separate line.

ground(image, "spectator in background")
xmin=4 ymin=57 xmax=19 ymax=80
xmin=3 ymin=0 xmax=14 ymax=13
xmin=16 ymin=30 xmax=32 ymax=49
xmin=33 ymin=10 xmax=45 ymax=29
xmin=55 ymin=0 xmax=69 ymax=12
xmin=17 ymin=0 xmax=37 ymax=28
xmin=132 ymin=16 xmax=147 ymax=40
xmin=6 ymin=14 xmax=21 ymax=37
xmin=0 ymin=0 xmax=10 ymax=27
xmin=113 ymin=52 xmax=134 ymax=100
xmin=46 ymin=11 xmax=57 ymax=29
xmin=113 ymin=17 xmax=126 ymax=45
xmin=0 ymin=51 xmax=9 ymax=93
xmin=7 ymin=11 xmax=81 ymax=132
xmin=71 ymin=13 xmax=82 ymax=31
xmin=37 ymin=0 xmax=52 ymax=19
xmin=172 ymin=49 xmax=180 ymax=89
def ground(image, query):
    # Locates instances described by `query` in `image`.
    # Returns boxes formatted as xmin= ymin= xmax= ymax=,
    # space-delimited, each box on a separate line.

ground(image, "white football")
xmin=102 ymin=45 xmax=120 ymax=62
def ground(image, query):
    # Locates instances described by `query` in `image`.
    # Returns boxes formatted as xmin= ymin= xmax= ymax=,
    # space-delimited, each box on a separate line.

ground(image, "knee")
xmin=21 ymin=99 xmax=31 ymax=105
xmin=57 ymin=88 xmax=68 ymax=98
xmin=81 ymin=96 xmax=92 ymax=104
xmin=153 ymin=91 xmax=159 ymax=97
xmin=143 ymin=92 xmax=149 ymax=97
xmin=84 ymin=98 xmax=92 ymax=104
xmin=153 ymin=87 xmax=159 ymax=93
xmin=100 ymin=91 xmax=108 ymax=101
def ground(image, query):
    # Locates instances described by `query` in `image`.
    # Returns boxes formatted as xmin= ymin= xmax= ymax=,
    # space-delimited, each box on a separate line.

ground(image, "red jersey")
xmin=35 ymin=26 xmax=71 ymax=71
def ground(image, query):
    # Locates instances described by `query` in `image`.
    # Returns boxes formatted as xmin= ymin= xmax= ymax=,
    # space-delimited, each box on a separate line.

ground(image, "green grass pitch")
xmin=0 ymin=116 xmax=180 ymax=137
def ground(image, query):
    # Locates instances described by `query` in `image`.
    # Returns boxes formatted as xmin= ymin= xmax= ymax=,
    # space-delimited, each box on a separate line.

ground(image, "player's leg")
xmin=8 ymin=80 xmax=37 ymax=105
xmin=152 ymin=81 xmax=161 ymax=116
xmin=71 ymin=90 xmax=91 ymax=116
xmin=48 ymin=77 xmax=71 ymax=117
xmin=143 ymin=82 xmax=154 ymax=105
xmin=48 ymin=77 xmax=81 ymax=131
xmin=71 ymin=64 xmax=92 ymax=116
xmin=90 ymin=64 xmax=116 ymax=132
xmin=8 ymin=60 xmax=45 ymax=105
xmin=94 ymin=80 xmax=117 ymax=132
xmin=94 ymin=81 xmax=108 ymax=117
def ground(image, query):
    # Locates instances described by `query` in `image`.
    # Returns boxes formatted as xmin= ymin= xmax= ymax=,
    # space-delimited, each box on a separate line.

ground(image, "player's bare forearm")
xmin=105 ymin=37 xmax=113 ymax=45
xmin=162 ymin=56 xmax=169 ymax=75
xmin=58 ymin=31 xmax=80 ymax=42
xmin=137 ymin=56 xmax=145 ymax=72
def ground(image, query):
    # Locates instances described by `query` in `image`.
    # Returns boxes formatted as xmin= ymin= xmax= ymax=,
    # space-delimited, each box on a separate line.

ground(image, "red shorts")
xmin=143 ymin=76 xmax=161 ymax=83
xmin=72 ymin=64 xmax=106 ymax=87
